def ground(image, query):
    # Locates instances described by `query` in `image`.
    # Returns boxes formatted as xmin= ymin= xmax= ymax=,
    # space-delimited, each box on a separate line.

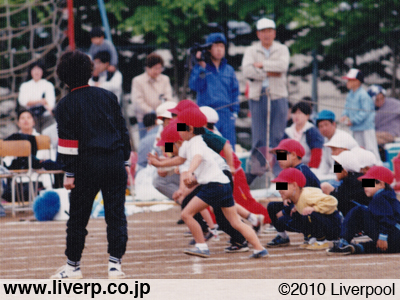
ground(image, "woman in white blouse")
xmin=18 ymin=61 xmax=56 ymax=132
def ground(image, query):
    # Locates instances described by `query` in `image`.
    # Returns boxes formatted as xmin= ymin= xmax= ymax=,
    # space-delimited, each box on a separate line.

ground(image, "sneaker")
xmin=306 ymin=241 xmax=329 ymax=251
xmin=249 ymin=249 xmax=269 ymax=259
xmin=50 ymin=265 xmax=83 ymax=279
xmin=184 ymin=247 xmax=210 ymax=258
xmin=266 ymin=235 xmax=290 ymax=248
xmin=263 ymin=224 xmax=277 ymax=233
xmin=204 ymin=231 xmax=220 ymax=242
xmin=224 ymin=241 xmax=250 ymax=253
xmin=326 ymin=244 xmax=355 ymax=256
xmin=253 ymin=214 xmax=265 ymax=234
xmin=108 ymin=262 xmax=125 ymax=279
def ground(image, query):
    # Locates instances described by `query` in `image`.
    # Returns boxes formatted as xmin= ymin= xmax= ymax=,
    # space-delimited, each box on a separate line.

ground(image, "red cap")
xmin=177 ymin=107 xmax=207 ymax=128
xmin=270 ymin=139 xmax=305 ymax=158
xmin=271 ymin=168 xmax=306 ymax=188
xmin=168 ymin=99 xmax=198 ymax=115
xmin=156 ymin=120 xmax=182 ymax=146
xmin=271 ymin=168 xmax=306 ymax=187
xmin=358 ymin=166 xmax=394 ymax=185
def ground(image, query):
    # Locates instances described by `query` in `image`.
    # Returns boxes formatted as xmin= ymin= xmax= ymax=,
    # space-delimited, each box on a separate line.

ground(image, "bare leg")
xmin=236 ymin=203 xmax=250 ymax=220
xmin=200 ymin=208 xmax=215 ymax=229
xmin=181 ymin=196 xmax=209 ymax=243
xmin=221 ymin=206 xmax=264 ymax=251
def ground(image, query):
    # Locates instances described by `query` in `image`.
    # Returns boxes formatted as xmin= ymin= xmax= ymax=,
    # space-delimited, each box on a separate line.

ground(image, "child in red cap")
xmin=269 ymin=168 xmax=341 ymax=250
xmin=327 ymin=166 xmax=400 ymax=255
xmin=149 ymin=107 xmax=267 ymax=258
xmin=267 ymin=139 xmax=321 ymax=248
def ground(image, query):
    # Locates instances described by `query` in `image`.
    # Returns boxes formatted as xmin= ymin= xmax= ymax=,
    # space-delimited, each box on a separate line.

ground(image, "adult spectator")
xmin=131 ymin=53 xmax=174 ymax=139
xmin=315 ymin=110 xmax=359 ymax=179
xmin=89 ymin=51 xmax=123 ymax=103
xmin=282 ymin=102 xmax=324 ymax=169
xmin=367 ymin=85 xmax=400 ymax=148
xmin=88 ymin=27 xmax=118 ymax=73
xmin=189 ymin=33 xmax=239 ymax=149
xmin=241 ymin=17 xmax=289 ymax=151
xmin=136 ymin=113 xmax=159 ymax=173
xmin=18 ymin=61 xmax=56 ymax=133
xmin=340 ymin=69 xmax=380 ymax=161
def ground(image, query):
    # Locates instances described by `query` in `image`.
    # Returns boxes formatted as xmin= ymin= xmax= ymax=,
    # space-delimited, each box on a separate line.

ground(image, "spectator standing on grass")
xmin=340 ymin=68 xmax=380 ymax=162
xmin=189 ymin=33 xmax=239 ymax=150
xmin=131 ymin=53 xmax=174 ymax=139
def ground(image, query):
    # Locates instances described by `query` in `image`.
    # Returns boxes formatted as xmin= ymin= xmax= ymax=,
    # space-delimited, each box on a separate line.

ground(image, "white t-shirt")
xmin=179 ymin=135 xmax=229 ymax=185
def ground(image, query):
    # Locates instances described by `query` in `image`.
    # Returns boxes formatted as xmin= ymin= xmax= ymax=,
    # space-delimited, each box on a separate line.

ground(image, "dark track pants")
xmin=65 ymin=150 xmax=128 ymax=262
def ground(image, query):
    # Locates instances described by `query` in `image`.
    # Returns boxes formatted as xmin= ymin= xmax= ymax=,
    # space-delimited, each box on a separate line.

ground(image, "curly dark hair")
xmin=56 ymin=50 xmax=93 ymax=89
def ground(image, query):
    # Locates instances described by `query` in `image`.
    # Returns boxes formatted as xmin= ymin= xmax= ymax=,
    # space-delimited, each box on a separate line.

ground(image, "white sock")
xmin=317 ymin=239 xmax=328 ymax=245
xmin=209 ymin=227 xmax=218 ymax=236
xmin=247 ymin=213 xmax=259 ymax=227
xmin=195 ymin=243 xmax=209 ymax=251
xmin=278 ymin=231 xmax=288 ymax=239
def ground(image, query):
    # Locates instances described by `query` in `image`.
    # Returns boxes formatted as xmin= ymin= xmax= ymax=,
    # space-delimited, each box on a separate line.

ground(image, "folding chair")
xmin=0 ymin=140 xmax=35 ymax=217
xmin=34 ymin=135 xmax=64 ymax=195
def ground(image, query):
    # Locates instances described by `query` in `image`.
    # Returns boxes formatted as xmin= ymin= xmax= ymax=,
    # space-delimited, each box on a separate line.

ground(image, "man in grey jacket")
xmin=242 ymin=18 xmax=290 ymax=178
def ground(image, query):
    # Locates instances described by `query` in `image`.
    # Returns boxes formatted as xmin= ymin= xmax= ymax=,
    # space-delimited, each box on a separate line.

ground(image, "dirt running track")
xmin=0 ymin=205 xmax=399 ymax=279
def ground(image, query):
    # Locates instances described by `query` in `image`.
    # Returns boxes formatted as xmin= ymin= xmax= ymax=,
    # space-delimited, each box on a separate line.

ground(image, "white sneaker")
xmin=108 ymin=262 xmax=126 ymax=279
xmin=50 ymin=265 xmax=83 ymax=279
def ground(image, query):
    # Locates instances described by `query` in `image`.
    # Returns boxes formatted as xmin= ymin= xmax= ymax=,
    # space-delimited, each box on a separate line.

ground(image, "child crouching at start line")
xmin=327 ymin=166 xmax=400 ymax=255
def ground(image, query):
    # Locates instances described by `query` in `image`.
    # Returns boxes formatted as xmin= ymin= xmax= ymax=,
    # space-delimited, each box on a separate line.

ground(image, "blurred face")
xmin=146 ymin=63 xmax=164 ymax=79
xmin=291 ymin=109 xmax=309 ymax=128
xmin=91 ymin=36 xmax=104 ymax=46
xmin=364 ymin=180 xmax=385 ymax=197
xmin=335 ymin=167 xmax=348 ymax=181
xmin=375 ymin=93 xmax=385 ymax=108
xmin=162 ymin=118 xmax=172 ymax=127
xmin=256 ymin=28 xmax=276 ymax=48
xmin=346 ymin=79 xmax=361 ymax=91
xmin=178 ymin=126 xmax=191 ymax=141
xmin=209 ymin=43 xmax=225 ymax=61
xmin=318 ymin=120 xmax=336 ymax=139
xmin=278 ymin=182 xmax=297 ymax=202
xmin=277 ymin=151 xmax=297 ymax=169
xmin=31 ymin=65 xmax=43 ymax=82
xmin=93 ymin=58 xmax=109 ymax=75
xmin=18 ymin=111 xmax=35 ymax=133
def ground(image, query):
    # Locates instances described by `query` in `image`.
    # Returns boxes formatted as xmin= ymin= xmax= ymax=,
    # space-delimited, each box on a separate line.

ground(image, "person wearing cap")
xmin=189 ymin=33 xmax=240 ymax=150
xmin=321 ymin=150 xmax=371 ymax=216
xmin=268 ymin=168 xmax=341 ymax=251
xmin=149 ymin=107 xmax=268 ymax=258
xmin=340 ymin=68 xmax=380 ymax=161
xmin=88 ymin=27 xmax=118 ymax=73
xmin=131 ymin=52 xmax=174 ymax=139
xmin=367 ymin=84 xmax=400 ymax=147
xmin=241 ymin=17 xmax=290 ymax=157
xmin=267 ymin=139 xmax=322 ymax=248
xmin=315 ymin=110 xmax=359 ymax=179
xmin=327 ymin=166 xmax=400 ymax=255
xmin=199 ymin=105 xmax=271 ymax=233
xmin=88 ymin=51 xmax=123 ymax=103
xmin=282 ymin=101 xmax=324 ymax=169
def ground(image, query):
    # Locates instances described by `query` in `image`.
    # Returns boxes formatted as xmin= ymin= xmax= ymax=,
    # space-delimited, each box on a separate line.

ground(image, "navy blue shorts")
xmin=196 ymin=182 xmax=235 ymax=209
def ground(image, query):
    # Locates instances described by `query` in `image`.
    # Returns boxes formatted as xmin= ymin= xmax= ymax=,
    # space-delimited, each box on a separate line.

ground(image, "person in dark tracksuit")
xmin=327 ymin=166 xmax=400 ymax=255
xmin=50 ymin=51 xmax=131 ymax=279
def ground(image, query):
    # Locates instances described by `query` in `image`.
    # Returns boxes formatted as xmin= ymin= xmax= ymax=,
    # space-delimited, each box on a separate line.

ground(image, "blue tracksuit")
xmin=189 ymin=58 xmax=239 ymax=149
xmin=342 ymin=188 xmax=400 ymax=253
